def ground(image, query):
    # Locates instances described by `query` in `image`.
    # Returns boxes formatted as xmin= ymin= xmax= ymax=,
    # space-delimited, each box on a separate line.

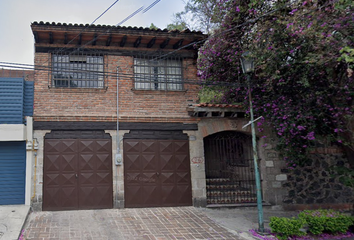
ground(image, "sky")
xmin=0 ymin=0 xmax=185 ymax=66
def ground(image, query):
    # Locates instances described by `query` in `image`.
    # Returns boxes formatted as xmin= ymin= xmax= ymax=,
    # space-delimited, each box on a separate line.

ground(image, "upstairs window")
xmin=134 ymin=57 xmax=183 ymax=91
xmin=51 ymin=53 xmax=105 ymax=88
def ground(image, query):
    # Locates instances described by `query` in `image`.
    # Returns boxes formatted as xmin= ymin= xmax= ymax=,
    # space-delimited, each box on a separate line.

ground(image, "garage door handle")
xmin=75 ymin=174 xmax=78 ymax=178
xmin=156 ymin=172 xmax=160 ymax=177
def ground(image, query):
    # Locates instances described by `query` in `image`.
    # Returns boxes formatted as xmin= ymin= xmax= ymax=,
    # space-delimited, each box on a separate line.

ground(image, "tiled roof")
xmin=31 ymin=21 xmax=204 ymax=35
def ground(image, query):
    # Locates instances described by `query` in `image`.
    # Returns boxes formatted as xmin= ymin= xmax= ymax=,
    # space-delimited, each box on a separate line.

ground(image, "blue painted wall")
xmin=0 ymin=78 xmax=34 ymax=124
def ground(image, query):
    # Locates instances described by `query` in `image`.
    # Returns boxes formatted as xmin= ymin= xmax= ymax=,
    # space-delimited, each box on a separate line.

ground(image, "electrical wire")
xmin=142 ymin=0 xmax=161 ymax=13
xmin=1 ymin=61 xmax=352 ymax=92
xmin=151 ymin=0 xmax=338 ymax=61
xmin=55 ymin=0 xmax=121 ymax=55
xmin=0 ymin=61 xmax=246 ymax=87
xmin=69 ymin=0 xmax=164 ymax=55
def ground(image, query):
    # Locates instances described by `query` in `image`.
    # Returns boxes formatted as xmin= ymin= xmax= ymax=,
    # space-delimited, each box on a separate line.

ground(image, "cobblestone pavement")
xmin=22 ymin=207 xmax=240 ymax=240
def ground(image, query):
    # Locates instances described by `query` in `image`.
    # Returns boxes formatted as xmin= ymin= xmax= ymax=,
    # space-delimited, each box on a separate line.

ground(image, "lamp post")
xmin=240 ymin=52 xmax=265 ymax=234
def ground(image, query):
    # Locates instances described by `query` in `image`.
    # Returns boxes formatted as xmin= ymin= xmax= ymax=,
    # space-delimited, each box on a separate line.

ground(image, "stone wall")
xmin=282 ymin=153 xmax=354 ymax=206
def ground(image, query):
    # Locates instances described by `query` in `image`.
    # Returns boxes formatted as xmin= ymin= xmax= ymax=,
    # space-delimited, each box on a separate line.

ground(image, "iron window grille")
xmin=133 ymin=55 xmax=183 ymax=91
xmin=51 ymin=52 xmax=105 ymax=88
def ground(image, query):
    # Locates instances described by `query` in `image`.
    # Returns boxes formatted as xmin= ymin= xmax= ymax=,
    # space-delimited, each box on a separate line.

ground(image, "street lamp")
xmin=240 ymin=52 xmax=265 ymax=234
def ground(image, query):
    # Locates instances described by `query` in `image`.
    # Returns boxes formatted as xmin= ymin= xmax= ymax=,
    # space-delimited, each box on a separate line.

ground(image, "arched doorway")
xmin=204 ymin=131 xmax=258 ymax=205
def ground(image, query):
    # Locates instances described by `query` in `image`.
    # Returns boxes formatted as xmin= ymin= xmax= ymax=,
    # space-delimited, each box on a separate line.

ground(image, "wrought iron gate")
xmin=204 ymin=131 xmax=259 ymax=204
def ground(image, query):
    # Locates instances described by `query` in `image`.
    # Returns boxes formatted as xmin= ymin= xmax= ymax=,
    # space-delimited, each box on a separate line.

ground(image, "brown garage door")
xmin=43 ymin=138 xmax=113 ymax=211
xmin=124 ymin=139 xmax=192 ymax=208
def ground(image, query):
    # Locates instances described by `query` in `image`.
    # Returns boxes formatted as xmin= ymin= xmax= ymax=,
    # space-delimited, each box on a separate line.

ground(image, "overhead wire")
xmin=1 ymin=61 xmax=352 ymax=92
xmin=3 ymin=0 xmax=349 ymax=90
xmin=69 ymin=0 xmax=164 ymax=55
xmin=54 ymin=0 xmax=121 ymax=55
xmin=151 ymin=0 xmax=338 ymax=61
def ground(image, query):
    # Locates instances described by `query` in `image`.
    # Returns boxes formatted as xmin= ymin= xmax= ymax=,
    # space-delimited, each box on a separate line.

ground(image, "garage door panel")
xmin=62 ymin=155 xmax=77 ymax=172
xmin=96 ymin=154 xmax=111 ymax=170
xmin=96 ymin=140 xmax=111 ymax=152
xmin=140 ymin=172 xmax=157 ymax=184
xmin=79 ymin=172 xmax=95 ymax=185
xmin=43 ymin=137 xmax=113 ymax=211
xmin=124 ymin=141 xmax=140 ymax=153
xmin=62 ymin=140 xmax=77 ymax=153
xmin=44 ymin=188 xmax=61 ymax=208
xmin=78 ymin=140 xmax=95 ymax=152
xmin=61 ymin=187 xmax=78 ymax=209
xmin=44 ymin=155 xmax=60 ymax=172
xmin=45 ymin=140 xmax=62 ymax=153
xmin=125 ymin=186 xmax=142 ymax=206
xmin=44 ymin=173 xmax=60 ymax=186
xmin=126 ymin=172 xmax=140 ymax=184
xmin=175 ymin=155 xmax=190 ymax=171
xmin=174 ymin=141 xmax=189 ymax=153
xmin=96 ymin=173 xmax=111 ymax=184
xmin=160 ymin=172 xmax=175 ymax=184
xmin=124 ymin=138 xmax=192 ymax=208
xmin=125 ymin=154 xmax=140 ymax=170
xmin=159 ymin=141 xmax=173 ymax=153
xmin=160 ymin=155 xmax=174 ymax=171
xmin=141 ymin=141 xmax=156 ymax=153
xmin=79 ymin=154 xmax=95 ymax=171
xmin=141 ymin=154 xmax=157 ymax=171
xmin=176 ymin=172 xmax=190 ymax=184
xmin=142 ymin=186 xmax=160 ymax=206
xmin=176 ymin=185 xmax=192 ymax=205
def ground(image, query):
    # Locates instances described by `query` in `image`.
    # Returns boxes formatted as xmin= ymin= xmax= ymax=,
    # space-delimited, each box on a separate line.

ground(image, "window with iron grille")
xmin=51 ymin=53 xmax=105 ymax=88
xmin=134 ymin=57 xmax=183 ymax=90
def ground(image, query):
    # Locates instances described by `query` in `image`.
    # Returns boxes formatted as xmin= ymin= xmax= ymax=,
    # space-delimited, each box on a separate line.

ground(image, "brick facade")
xmin=34 ymin=54 xmax=199 ymax=123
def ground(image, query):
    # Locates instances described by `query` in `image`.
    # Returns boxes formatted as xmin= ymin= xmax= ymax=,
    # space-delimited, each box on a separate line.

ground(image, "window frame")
xmin=133 ymin=56 xmax=184 ymax=91
xmin=50 ymin=52 xmax=106 ymax=89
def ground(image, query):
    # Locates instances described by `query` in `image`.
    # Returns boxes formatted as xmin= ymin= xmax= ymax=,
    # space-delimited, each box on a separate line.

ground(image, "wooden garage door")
xmin=43 ymin=139 xmax=113 ymax=211
xmin=124 ymin=139 xmax=192 ymax=208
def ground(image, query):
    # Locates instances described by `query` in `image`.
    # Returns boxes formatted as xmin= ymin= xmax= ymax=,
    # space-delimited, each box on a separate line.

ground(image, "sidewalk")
xmin=5 ymin=205 xmax=299 ymax=240
xmin=22 ymin=207 xmax=243 ymax=240
xmin=201 ymin=206 xmax=298 ymax=239
xmin=0 ymin=205 xmax=30 ymax=240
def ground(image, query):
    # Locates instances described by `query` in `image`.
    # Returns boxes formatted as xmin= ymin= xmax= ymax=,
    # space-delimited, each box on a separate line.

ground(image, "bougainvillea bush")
xmin=197 ymin=0 xmax=354 ymax=166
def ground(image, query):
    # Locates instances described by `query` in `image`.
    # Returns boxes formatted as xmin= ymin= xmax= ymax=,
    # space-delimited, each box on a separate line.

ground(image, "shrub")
xmin=299 ymin=210 xmax=354 ymax=235
xmin=269 ymin=216 xmax=305 ymax=240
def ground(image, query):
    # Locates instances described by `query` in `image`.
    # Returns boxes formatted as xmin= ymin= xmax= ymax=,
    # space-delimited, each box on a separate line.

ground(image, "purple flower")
xmin=289 ymin=8 xmax=298 ymax=15
xmin=297 ymin=125 xmax=306 ymax=130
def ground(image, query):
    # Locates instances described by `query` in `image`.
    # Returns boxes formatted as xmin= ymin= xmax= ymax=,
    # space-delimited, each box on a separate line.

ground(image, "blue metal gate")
xmin=0 ymin=141 xmax=26 ymax=205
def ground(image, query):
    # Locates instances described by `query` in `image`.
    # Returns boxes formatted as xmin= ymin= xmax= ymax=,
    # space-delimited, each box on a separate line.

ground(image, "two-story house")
xmin=32 ymin=21 xmax=307 ymax=211
xmin=31 ymin=22 xmax=212 ymax=210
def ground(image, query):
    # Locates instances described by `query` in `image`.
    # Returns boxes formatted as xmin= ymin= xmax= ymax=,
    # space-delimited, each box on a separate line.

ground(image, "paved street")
xmin=22 ymin=207 xmax=241 ymax=240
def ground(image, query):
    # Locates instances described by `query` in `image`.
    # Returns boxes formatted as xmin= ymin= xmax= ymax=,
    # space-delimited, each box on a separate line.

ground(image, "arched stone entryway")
xmin=204 ymin=131 xmax=258 ymax=205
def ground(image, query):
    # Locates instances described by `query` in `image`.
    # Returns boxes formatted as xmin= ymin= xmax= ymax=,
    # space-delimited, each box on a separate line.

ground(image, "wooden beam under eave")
xmin=186 ymin=39 xmax=199 ymax=49
xmin=92 ymin=34 xmax=98 ymax=46
xmin=160 ymin=38 xmax=170 ymax=49
xmin=78 ymin=34 xmax=82 ymax=45
xmin=64 ymin=33 xmax=68 ymax=44
xmin=147 ymin=37 xmax=156 ymax=48
xmin=49 ymin=32 xmax=53 ymax=44
xmin=134 ymin=36 xmax=142 ymax=48
xmin=120 ymin=35 xmax=127 ymax=47
xmin=33 ymin=31 xmax=39 ymax=43
xmin=106 ymin=35 xmax=112 ymax=46
xmin=173 ymin=39 xmax=184 ymax=49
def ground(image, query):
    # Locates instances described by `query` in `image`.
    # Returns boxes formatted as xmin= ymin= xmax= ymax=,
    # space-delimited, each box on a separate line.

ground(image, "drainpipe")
xmin=115 ymin=67 xmax=122 ymax=165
